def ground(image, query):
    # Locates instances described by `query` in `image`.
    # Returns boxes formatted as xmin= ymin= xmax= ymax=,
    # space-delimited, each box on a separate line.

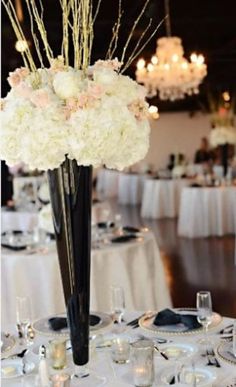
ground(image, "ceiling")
xmin=2 ymin=0 xmax=236 ymax=112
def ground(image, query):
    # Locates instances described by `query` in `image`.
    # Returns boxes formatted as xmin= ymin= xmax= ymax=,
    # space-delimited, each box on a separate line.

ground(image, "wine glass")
xmin=111 ymin=286 xmax=125 ymax=325
xmin=16 ymin=296 xmax=32 ymax=346
xmin=196 ymin=291 xmax=213 ymax=346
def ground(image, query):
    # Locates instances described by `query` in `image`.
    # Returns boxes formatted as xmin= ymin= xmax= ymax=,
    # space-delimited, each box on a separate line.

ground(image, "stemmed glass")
xmin=16 ymin=296 xmax=32 ymax=346
xmin=111 ymin=286 xmax=125 ymax=325
xmin=196 ymin=291 xmax=213 ymax=346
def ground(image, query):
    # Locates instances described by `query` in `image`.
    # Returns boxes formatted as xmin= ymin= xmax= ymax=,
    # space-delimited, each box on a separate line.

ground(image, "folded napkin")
xmin=153 ymin=309 xmax=201 ymax=330
xmin=111 ymin=235 xmax=138 ymax=243
xmin=97 ymin=222 xmax=115 ymax=229
xmin=49 ymin=314 xmax=101 ymax=331
xmin=190 ymin=183 xmax=202 ymax=188
xmin=123 ymin=226 xmax=140 ymax=233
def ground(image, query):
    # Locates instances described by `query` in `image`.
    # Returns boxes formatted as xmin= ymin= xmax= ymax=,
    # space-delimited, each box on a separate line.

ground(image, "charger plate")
xmin=217 ymin=341 xmax=236 ymax=365
xmin=139 ymin=308 xmax=222 ymax=336
xmin=1 ymin=333 xmax=16 ymax=354
xmin=32 ymin=312 xmax=112 ymax=337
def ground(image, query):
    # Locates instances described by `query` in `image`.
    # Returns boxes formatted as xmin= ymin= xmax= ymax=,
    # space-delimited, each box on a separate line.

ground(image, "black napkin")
xmin=190 ymin=183 xmax=202 ymax=188
xmin=97 ymin=222 xmax=115 ymax=229
xmin=123 ymin=226 xmax=140 ymax=233
xmin=153 ymin=308 xmax=201 ymax=330
xmin=111 ymin=235 xmax=138 ymax=243
xmin=48 ymin=315 xmax=101 ymax=331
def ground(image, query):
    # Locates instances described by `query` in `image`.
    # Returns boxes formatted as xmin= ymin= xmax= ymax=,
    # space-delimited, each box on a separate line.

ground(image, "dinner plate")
xmin=217 ymin=341 xmax=236 ymax=365
xmin=1 ymin=230 xmax=34 ymax=250
xmin=159 ymin=365 xmax=216 ymax=386
xmin=32 ymin=312 xmax=112 ymax=337
xmin=1 ymin=333 xmax=16 ymax=354
xmin=158 ymin=342 xmax=198 ymax=360
xmin=1 ymin=358 xmax=35 ymax=379
xmin=139 ymin=309 xmax=222 ymax=336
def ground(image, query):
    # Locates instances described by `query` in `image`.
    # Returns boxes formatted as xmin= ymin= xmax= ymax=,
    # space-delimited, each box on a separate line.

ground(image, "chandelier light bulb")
xmin=197 ymin=54 xmax=204 ymax=65
xmin=136 ymin=37 xmax=207 ymax=101
xmin=147 ymin=63 xmax=154 ymax=72
xmin=151 ymin=55 xmax=158 ymax=65
xmin=222 ymin=91 xmax=230 ymax=102
xmin=172 ymin=54 xmax=179 ymax=62
xmin=190 ymin=53 xmax=198 ymax=63
xmin=15 ymin=39 xmax=28 ymax=52
xmin=149 ymin=105 xmax=159 ymax=120
xmin=137 ymin=58 xmax=146 ymax=70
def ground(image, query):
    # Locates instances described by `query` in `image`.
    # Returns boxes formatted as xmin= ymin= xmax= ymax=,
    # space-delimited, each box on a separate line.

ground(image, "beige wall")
xmin=144 ymin=111 xmax=212 ymax=169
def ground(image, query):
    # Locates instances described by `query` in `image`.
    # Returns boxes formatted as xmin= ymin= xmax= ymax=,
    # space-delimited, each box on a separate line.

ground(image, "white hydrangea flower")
xmin=1 ymin=63 xmax=151 ymax=171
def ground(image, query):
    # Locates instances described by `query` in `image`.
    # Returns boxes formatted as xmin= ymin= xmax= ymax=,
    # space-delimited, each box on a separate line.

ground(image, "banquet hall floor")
xmin=109 ymin=200 xmax=236 ymax=318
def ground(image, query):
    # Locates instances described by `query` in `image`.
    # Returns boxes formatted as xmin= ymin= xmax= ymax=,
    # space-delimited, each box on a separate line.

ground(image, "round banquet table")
xmin=178 ymin=186 xmax=236 ymax=238
xmin=1 ymin=201 xmax=111 ymax=232
xmin=118 ymin=173 xmax=148 ymax=205
xmin=2 ymin=312 xmax=236 ymax=386
xmin=96 ymin=168 xmax=120 ymax=198
xmin=1 ymin=231 xmax=171 ymax=328
xmin=141 ymin=178 xmax=192 ymax=219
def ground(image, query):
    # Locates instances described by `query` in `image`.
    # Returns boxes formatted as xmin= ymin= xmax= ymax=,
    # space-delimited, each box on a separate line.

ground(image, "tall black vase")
xmin=221 ymin=143 xmax=228 ymax=177
xmin=47 ymin=158 xmax=92 ymax=365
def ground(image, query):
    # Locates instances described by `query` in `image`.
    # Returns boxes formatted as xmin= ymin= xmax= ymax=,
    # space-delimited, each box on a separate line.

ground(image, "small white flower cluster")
xmin=0 ymin=58 xmax=150 ymax=171
xmin=209 ymin=127 xmax=236 ymax=148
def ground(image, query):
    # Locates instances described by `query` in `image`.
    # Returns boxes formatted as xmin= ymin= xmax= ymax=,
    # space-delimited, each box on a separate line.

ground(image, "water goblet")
xmin=16 ymin=296 xmax=32 ymax=346
xmin=111 ymin=286 xmax=125 ymax=325
xmin=196 ymin=291 xmax=213 ymax=347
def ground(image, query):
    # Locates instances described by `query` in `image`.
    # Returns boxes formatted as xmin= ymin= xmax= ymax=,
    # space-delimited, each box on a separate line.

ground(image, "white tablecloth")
xmin=1 ymin=232 xmax=171 ymax=327
xmin=178 ymin=186 xmax=236 ymax=238
xmin=1 ymin=201 xmax=111 ymax=232
xmin=118 ymin=174 xmax=148 ymax=205
xmin=141 ymin=179 xmax=192 ymax=219
xmin=96 ymin=169 xmax=120 ymax=198
xmin=2 ymin=312 xmax=236 ymax=387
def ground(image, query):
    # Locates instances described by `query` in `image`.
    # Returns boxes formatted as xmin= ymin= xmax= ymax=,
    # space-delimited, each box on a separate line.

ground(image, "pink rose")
xmin=7 ymin=67 xmax=29 ymax=87
xmin=16 ymin=83 xmax=33 ymax=99
xmin=30 ymin=89 xmax=51 ymax=108
xmin=88 ymin=84 xmax=104 ymax=99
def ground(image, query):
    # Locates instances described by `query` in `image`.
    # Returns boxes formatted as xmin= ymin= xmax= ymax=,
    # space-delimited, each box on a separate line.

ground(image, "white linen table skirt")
xmin=178 ymin=186 xmax=236 ymax=238
xmin=118 ymin=173 xmax=148 ymax=205
xmin=1 ymin=232 xmax=171 ymax=327
xmin=2 ymin=313 xmax=236 ymax=386
xmin=96 ymin=168 xmax=120 ymax=198
xmin=141 ymin=178 xmax=192 ymax=219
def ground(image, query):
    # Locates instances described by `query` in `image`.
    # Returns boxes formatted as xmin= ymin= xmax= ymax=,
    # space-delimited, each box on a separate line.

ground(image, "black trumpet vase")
xmin=221 ymin=143 xmax=228 ymax=177
xmin=48 ymin=158 xmax=92 ymax=365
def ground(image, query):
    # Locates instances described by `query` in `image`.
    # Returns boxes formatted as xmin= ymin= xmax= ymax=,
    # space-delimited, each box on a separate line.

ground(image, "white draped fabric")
xmin=3 ymin=313 xmax=236 ymax=386
xmin=118 ymin=174 xmax=147 ymax=205
xmin=1 ymin=232 xmax=171 ymax=327
xmin=178 ymin=186 xmax=236 ymax=238
xmin=141 ymin=179 xmax=192 ymax=219
xmin=96 ymin=169 xmax=120 ymax=198
xmin=1 ymin=201 xmax=112 ymax=232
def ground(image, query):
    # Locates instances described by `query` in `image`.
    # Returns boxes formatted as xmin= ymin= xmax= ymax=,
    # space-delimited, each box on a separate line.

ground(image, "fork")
xmin=206 ymin=349 xmax=221 ymax=368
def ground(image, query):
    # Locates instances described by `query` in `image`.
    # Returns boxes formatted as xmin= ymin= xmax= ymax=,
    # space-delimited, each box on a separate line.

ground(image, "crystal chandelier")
xmin=136 ymin=0 xmax=207 ymax=101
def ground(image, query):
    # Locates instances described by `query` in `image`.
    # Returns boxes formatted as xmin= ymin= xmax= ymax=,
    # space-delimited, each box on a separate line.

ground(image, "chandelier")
xmin=136 ymin=0 xmax=207 ymax=101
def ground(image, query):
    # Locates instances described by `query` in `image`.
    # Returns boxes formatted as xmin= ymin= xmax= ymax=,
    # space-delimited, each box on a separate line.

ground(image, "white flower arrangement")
xmin=0 ymin=58 xmax=150 ymax=171
xmin=209 ymin=127 xmax=236 ymax=148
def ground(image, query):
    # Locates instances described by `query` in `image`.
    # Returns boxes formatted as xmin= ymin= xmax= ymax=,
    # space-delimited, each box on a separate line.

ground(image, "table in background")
xmin=1 ymin=200 xmax=111 ymax=232
xmin=96 ymin=169 xmax=120 ymax=198
xmin=118 ymin=173 xmax=148 ymax=205
xmin=178 ymin=186 xmax=236 ymax=238
xmin=2 ymin=312 xmax=235 ymax=386
xmin=1 ymin=232 xmax=171 ymax=327
xmin=141 ymin=178 xmax=192 ymax=219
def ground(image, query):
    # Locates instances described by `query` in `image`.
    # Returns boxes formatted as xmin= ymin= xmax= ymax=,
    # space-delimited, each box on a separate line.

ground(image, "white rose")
xmin=93 ymin=68 xmax=117 ymax=85
xmin=53 ymin=70 xmax=82 ymax=99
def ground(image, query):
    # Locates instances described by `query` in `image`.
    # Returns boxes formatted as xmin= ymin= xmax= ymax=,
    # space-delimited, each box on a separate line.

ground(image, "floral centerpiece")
xmin=1 ymin=0 xmax=160 ymax=370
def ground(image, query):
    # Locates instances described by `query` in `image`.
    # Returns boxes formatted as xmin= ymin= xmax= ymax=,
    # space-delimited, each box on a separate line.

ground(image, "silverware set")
xmin=206 ymin=349 xmax=221 ymax=368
